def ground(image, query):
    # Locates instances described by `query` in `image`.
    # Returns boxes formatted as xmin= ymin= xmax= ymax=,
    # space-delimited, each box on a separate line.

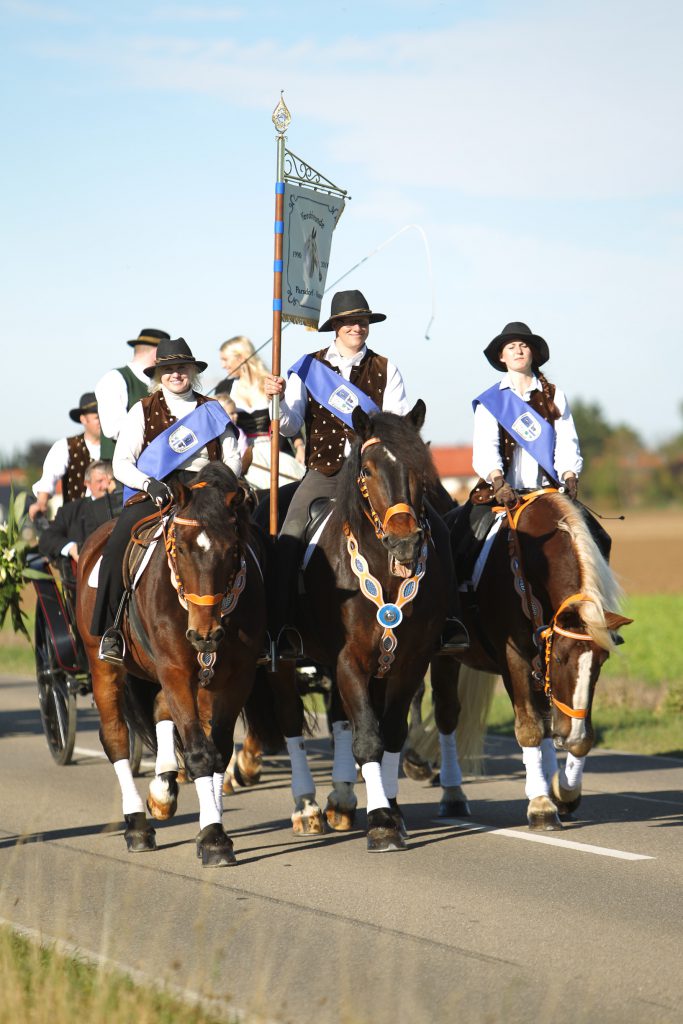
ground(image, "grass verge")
xmin=0 ymin=924 xmax=235 ymax=1024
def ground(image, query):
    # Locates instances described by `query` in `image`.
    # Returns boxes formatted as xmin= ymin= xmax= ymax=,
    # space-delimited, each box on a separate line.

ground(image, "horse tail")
xmin=122 ymin=674 xmax=161 ymax=753
xmin=455 ymin=667 xmax=498 ymax=776
xmin=242 ymin=667 xmax=287 ymax=755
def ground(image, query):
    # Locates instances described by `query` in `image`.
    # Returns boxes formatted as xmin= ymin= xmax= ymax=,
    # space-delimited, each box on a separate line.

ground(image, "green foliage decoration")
xmin=0 ymin=489 xmax=50 ymax=641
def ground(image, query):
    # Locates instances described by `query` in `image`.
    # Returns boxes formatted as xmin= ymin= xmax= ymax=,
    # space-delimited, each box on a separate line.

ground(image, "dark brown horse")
xmin=267 ymin=400 xmax=450 ymax=851
xmin=76 ymin=462 xmax=277 ymax=865
xmin=429 ymin=488 xmax=631 ymax=829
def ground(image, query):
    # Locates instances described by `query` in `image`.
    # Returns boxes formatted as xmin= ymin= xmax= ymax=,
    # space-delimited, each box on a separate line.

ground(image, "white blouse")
xmin=277 ymin=342 xmax=409 ymax=458
xmin=113 ymin=387 xmax=242 ymax=493
xmin=472 ymin=374 xmax=583 ymax=489
xmin=33 ymin=436 xmax=101 ymax=497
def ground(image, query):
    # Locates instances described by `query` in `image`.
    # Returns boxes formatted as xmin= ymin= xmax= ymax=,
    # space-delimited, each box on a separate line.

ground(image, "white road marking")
xmin=73 ymin=745 xmax=155 ymax=770
xmin=440 ymin=818 xmax=653 ymax=861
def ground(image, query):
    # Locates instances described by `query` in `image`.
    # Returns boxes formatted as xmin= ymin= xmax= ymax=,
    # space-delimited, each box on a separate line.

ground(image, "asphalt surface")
xmin=1 ymin=674 xmax=682 ymax=1024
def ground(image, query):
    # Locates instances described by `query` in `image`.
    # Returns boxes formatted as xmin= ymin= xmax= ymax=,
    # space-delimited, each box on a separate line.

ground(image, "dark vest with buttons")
xmin=141 ymin=391 xmax=222 ymax=462
xmin=470 ymin=383 xmax=558 ymax=504
xmin=305 ymin=348 xmax=388 ymax=476
xmin=62 ymin=435 xmax=92 ymax=503
xmin=100 ymin=365 xmax=150 ymax=460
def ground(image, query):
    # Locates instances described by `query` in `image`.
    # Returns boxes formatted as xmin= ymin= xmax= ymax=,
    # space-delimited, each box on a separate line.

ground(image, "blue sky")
xmin=3 ymin=0 xmax=682 ymax=457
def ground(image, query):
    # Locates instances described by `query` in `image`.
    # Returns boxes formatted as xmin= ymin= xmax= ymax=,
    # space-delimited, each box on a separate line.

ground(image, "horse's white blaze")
xmin=196 ymin=531 xmax=211 ymax=552
xmin=384 ymin=448 xmax=397 ymax=464
xmin=569 ymin=650 xmax=593 ymax=743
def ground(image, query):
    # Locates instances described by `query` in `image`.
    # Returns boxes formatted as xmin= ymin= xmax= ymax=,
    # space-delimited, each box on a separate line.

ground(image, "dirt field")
xmin=606 ymin=507 xmax=682 ymax=595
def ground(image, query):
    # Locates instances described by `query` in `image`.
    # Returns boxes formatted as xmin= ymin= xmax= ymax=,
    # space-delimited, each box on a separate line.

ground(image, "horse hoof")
xmin=367 ymin=827 xmax=406 ymax=852
xmin=550 ymin=771 xmax=582 ymax=816
xmin=388 ymin=799 xmax=408 ymax=839
xmin=402 ymin=750 xmax=434 ymax=782
xmin=195 ymin=823 xmax=236 ymax=867
xmin=438 ymin=799 xmax=470 ymax=819
xmin=324 ymin=803 xmax=356 ymax=831
xmin=124 ymin=812 xmax=156 ymax=853
xmin=528 ymin=810 xmax=563 ymax=831
xmin=146 ymin=772 xmax=179 ymax=821
xmin=233 ymin=753 xmax=262 ymax=788
xmin=292 ymin=809 xmax=326 ymax=837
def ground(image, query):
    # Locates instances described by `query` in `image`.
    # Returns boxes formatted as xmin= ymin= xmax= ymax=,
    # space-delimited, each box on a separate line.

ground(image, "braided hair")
xmin=535 ymin=369 xmax=560 ymax=421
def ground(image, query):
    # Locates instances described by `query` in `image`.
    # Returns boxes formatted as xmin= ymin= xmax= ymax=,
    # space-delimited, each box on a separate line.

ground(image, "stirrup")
xmin=436 ymin=618 xmax=470 ymax=655
xmin=276 ymin=626 xmax=304 ymax=662
xmin=98 ymin=627 xmax=126 ymax=665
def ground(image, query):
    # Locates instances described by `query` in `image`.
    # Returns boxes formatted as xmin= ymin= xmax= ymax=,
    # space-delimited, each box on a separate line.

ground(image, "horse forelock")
xmin=546 ymin=492 xmax=622 ymax=651
xmin=182 ymin=463 xmax=249 ymax=543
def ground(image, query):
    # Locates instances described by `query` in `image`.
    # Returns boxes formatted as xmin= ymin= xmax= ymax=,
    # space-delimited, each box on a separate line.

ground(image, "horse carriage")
xmin=29 ymin=546 xmax=144 ymax=771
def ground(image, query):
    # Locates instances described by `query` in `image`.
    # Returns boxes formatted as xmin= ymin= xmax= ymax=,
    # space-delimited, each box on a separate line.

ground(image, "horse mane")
xmin=183 ymin=462 xmax=251 ymax=545
xmin=335 ymin=411 xmax=434 ymax=536
xmin=545 ymin=491 xmax=622 ymax=651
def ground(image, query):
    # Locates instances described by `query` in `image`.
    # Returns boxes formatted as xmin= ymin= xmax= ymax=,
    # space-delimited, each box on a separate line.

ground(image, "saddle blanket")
xmin=87 ymin=521 xmax=165 ymax=590
xmin=458 ymin=512 xmax=505 ymax=592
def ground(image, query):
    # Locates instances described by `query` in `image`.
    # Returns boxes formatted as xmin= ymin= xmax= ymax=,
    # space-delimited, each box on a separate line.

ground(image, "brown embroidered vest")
xmin=470 ymin=383 xmax=558 ymax=504
xmin=305 ymin=348 xmax=388 ymax=476
xmin=141 ymin=391 xmax=222 ymax=463
xmin=62 ymin=435 xmax=91 ymax=503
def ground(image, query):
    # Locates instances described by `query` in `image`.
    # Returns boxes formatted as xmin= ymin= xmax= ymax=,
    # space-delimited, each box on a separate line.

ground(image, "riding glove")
xmin=563 ymin=473 xmax=578 ymax=500
xmin=491 ymin=475 xmax=518 ymax=508
xmin=144 ymin=477 xmax=173 ymax=507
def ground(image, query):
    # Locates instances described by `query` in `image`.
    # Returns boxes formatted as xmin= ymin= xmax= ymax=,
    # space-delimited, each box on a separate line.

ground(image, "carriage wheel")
xmin=35 ymin=608 xmax=77 ymax=765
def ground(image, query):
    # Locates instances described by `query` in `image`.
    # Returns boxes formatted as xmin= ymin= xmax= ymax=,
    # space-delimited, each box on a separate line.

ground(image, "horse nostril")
xmin=210 ymin=626 xmax=225 ymax=644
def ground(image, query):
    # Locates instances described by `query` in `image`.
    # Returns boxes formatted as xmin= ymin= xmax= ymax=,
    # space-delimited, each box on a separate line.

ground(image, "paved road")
xmin=1 ymin=675 xmax=682 ymax=1024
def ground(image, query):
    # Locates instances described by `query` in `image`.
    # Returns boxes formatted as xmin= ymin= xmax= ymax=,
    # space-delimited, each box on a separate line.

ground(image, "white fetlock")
xmin=291 ymin=795 xmax=324 ymax=836
xmin=551 ymin=771 xmax=581 ymax=805
xmin=155 ymin=720 xmax=178 ymax=775
xmin=540 ymin=736 xmax=559 ymax=785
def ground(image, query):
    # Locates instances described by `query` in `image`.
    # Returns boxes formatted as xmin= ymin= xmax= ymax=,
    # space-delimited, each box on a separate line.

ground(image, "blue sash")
xmin=288 ymin=353 xmax=380 ymax=429
xmin=473 ymin=383 xmax=559 ymax=484
xmin=123 ymin=400 xmax=231 ymax=502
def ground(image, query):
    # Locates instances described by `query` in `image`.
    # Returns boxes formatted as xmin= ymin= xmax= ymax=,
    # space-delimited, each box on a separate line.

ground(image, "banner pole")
xmin=269 ymin=94 xmax=290 ymax=538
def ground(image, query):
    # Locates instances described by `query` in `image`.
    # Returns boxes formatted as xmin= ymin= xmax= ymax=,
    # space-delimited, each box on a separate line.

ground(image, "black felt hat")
xmin=318 ymin=290 xmax=387 ymax=332
xmin=484 ymin=322 xmax=550 ymax=371
xmin=69 ymin=392 xmax=98 ymax=423
xmin=127 ymin=327 xmax=171 ymax=349
xmin=143 ymin=337 xmax=208 ymax=378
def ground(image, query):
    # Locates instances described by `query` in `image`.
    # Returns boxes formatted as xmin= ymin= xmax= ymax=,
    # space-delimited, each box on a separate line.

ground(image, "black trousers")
xmin=90 ymin=497 xmax=156 ymax=636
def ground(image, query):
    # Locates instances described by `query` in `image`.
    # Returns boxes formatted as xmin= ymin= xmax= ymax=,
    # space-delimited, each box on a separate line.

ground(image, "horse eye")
xmin=362 ymin=465 xmax=372 ymax=478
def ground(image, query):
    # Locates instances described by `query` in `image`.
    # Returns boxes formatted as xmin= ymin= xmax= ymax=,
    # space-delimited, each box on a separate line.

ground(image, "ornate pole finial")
xmin=272 ymin=91 xmax=291 ymax=135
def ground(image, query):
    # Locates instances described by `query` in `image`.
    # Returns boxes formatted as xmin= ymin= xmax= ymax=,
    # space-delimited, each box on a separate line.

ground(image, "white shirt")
xmin=113 ymin=387 xmax=242 ymax=492
xmin=472 ymin=374 xmax=583 ymax=489
xmin=277 ymin=342 xmax=409 ymax=457
xmin=33 ymin=436 xmax=101 ymax=497
xmin=96 ymin=361 xmax=150 ymax=441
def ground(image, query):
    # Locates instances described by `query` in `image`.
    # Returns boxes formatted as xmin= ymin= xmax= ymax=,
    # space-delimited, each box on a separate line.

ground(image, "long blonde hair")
xmin=220 ymin=336 xmax=270 ymax=388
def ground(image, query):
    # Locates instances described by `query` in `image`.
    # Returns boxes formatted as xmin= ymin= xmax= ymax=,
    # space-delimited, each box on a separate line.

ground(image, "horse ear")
xmin=604 ymin=611 xmax=634 ymax=630
xmin=224 ymin=490 xmax=237 ymax=508
xmin=408 ymin=399 xmax=426 ymax=430
xmin=352 ymin=406 xmax=372 ymax=440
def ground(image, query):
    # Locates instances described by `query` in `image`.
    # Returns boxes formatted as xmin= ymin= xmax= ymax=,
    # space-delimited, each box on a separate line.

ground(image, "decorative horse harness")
xmin=130 ymin=482 xmax=248 ymax=686
xmin=498 ymin=488 xmax=595 ymax=719
xmin=344 ymin=436 xmax=429 ymax=678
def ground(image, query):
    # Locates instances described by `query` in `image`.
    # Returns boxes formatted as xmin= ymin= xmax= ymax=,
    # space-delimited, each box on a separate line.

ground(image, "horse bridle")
xmin=164 ymin=514 xmax=242 ymax=609
xmin=358 ymin=436 xmax=423 ymax=539
xmin=499 ymin=489 xmax=595 ymax=720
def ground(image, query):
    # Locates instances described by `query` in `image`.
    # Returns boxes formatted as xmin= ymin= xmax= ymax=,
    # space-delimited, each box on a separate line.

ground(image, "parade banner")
xmin=282 ymin=181 xmax=345 ymax=328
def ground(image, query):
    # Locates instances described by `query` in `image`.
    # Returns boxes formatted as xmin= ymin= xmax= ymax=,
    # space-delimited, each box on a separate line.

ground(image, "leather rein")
xmin=497 ymin=488 xmax=595 ymax=720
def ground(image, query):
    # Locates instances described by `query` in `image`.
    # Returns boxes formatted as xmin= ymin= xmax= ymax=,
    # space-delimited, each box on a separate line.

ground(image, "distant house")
xmin=0 ymin=467 xmax=29 ymax=522
xmin=430 ymin=446 xmax=477 ymax=503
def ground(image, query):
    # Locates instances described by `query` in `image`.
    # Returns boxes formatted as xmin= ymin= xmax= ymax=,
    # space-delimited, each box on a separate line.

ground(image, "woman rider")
xmin=459 ymin=321 xmax=609 ymax=580
xmin=92 ymin=338 xmax=242 ymax=664
xmin=264 ymin=288 xmax=468 ymax=659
